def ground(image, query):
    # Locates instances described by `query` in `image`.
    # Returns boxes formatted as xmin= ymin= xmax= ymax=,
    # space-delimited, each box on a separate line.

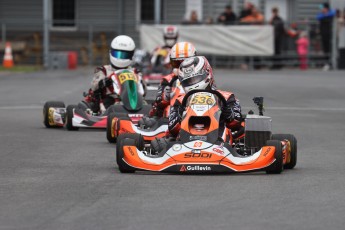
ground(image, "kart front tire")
xmin=272 ymin=134 xmax=297 ymax=169
xmin=106 ymin=113 xmax=118 ymax=143
xmin=65 ymin=105 xmax=79 ymax=131
xmin=265 ymin=140 xmax=283 ymax=174
xmin=43 ymin=101 xmax=65 ymax=128
xmin=116 ymin=133 xmax=144 ymax=173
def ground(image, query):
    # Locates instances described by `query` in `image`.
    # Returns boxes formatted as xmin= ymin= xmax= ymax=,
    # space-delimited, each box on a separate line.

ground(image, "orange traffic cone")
xmin=3 ymin=42 xmax=14 ymax=68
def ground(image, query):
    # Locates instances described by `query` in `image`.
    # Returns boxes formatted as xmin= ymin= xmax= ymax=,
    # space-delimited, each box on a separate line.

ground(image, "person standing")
xmin=316 ymin=2 xmax=336 ymax=70
xmin=239 ymin=2 xmax=254 ymax=20
xmin=270 ymin=7 xmax=285 ymax=69
xmin=182 ymin=11 xmax=201 ymax=25
xmin=218 ymin=5 xmax=237 ymax=25
xmin=296 ymin=31 xmax=309 ymax=70
xmin=240 ymin=6 xmax=264 ymax=24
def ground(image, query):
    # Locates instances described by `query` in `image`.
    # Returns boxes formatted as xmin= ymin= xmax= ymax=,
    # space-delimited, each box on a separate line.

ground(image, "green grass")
xmin=0 ymin=65 xmax=42 ymax=72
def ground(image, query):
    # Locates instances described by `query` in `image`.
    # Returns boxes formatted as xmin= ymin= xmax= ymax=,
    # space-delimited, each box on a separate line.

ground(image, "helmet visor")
xmin=170 ymin=58 xmax=184 ymax=69
xmin=110 ymin=49 xmax=134 ymax=60
xmin=180 ymin=71 xmax=207 ymax=88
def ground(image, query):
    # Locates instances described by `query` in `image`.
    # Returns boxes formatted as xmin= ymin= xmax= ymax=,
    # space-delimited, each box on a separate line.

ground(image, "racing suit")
xmin=149 ymin=70 xmax=181 ymax=117
xmin=150 ymin=46 xmax=171 ymax=74
xmin=168 ymin=89 xmax=242 ymax=138
xmin=84 ymin=65 xmax=146 ymax=113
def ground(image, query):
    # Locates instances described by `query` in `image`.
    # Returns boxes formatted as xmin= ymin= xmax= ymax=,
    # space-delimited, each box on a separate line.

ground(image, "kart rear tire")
xmin=265 ymin=140 xmax=283 ymax=174
xmin=109 ymin=117 xmax=132 ymax=143
xmin=116 ymin=133 xmax=144 ymax=173
xmin=65 ymin=105 xmax=79 ymax=131
xmin=43 ymin=101 xmax=65 ymax=128
xmin=272 ymin=134 xmax=297 ymax=169
xmin=106 ymin=113 xmax=118 ymax=143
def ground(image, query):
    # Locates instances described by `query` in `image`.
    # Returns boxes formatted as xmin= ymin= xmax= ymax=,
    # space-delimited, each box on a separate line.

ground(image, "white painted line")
xmin=243 ymin=106 xmax=345 ymax=112
xmin=0 ymin=105 xmax=42 ymax=110
xmin=147 ymin=86 xmax=158 ymax=90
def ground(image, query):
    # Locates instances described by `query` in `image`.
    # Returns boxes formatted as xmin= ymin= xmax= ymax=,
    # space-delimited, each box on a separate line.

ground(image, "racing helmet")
xmin=170 ymin=42 xmax=197 ymax=69
xmin=178 ymin=56 xmax=214 ymax=93
xmin=109 ymin=35 xmax=135 ymax=69
xmin=163 ymin=26 xmax=178 ymax=48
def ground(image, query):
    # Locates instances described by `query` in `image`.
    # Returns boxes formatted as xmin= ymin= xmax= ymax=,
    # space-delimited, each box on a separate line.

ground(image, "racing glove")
xmin=98 ymin=78 xmax=112 ymax=89
xmin=221 ymin=106 xmax=234 ymax=122
xmin=221 ymin=94 xmax=242 ymax=123
xmin=168 ymin=104 xmax=183 ymax=137
xmin=92 ymin=88 xmax=102 ymax=100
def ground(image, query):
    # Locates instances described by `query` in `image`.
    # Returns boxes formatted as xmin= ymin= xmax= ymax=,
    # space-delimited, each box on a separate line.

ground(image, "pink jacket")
xmin=296 ymin=37 xmax=309 ymax=55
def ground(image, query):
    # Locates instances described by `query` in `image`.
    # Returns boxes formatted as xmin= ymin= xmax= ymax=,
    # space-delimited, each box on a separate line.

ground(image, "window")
xmin=140 ymin=0 xmax=164 ymax=23
xmin=53 ymin=0 xmax=76 ymax=27
xmin=141 ymin=0 xmax=154 ymax=22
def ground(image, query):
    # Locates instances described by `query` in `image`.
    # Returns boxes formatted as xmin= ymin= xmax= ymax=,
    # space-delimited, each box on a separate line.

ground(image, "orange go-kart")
xmin=106 ymin=77 xmax=184 ymax=143
xmin=115 ymin=89 xmax=297 ymax=174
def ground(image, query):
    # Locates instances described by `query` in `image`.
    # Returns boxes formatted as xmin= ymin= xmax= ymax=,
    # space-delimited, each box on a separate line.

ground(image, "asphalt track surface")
xmin=1 ymin=68 xmax=345 ymax=230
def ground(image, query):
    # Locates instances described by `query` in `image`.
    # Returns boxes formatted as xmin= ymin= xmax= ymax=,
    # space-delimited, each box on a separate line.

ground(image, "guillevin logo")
xmin=180 ymin=165 xmax=211 ymax=172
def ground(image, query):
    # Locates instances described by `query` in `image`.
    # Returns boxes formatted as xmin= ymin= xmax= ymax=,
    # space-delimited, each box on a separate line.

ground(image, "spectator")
xmin=239 ymin=2 xmax=254 ymax=20
xmin=336 ymin=9 xmax=345 ymax=35
xmin=240 ymin=6 xmax=264 ymax=25
xmin=287 ymin=22 xmax=299 ymax=38
xmin=217 ymin=5 xmax=237 ymax=25
xmin=296 ymin=31 xmax=309 ymax=70
xmin=270 ymin=7 xmax=285 ymax=69
xmin=316 ymin=2 xmax=336 ymax=70
xmin=182 ymin=10 xmax=201 ymax=25
xmin=205 ymin=16 xmax=214 ymax=25
xmin=240 ymin=5 xmax=264 ymax=69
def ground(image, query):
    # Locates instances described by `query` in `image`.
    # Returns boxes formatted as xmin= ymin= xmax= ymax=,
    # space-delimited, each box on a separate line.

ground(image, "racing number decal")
xmin=191 ymin=94 xmax=214 ymax=105
xmin=48 ymin=108 xmax=55 ymax=126
xmin=118 ymin=72 xmax=137 ymax=84
xmin=194 ymin=141 xmax=203 ymax=147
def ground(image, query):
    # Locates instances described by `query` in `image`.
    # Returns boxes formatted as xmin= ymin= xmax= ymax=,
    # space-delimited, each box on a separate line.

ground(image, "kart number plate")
xmin=118 ymin=72 xmax=137 ymax=84
xmin=190 ymin=93 xmax=215 ymax=105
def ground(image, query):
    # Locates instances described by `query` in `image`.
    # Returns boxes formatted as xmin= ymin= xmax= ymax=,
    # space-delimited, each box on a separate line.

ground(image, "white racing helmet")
xmin=170 ymin=42 xmax=197 ymax=69
xmin=163 ymin=26 xmax=178 ymax=48
xmin=110 ymin=35 xmax=135 ymax=68
xmin=178 ymin=56 xmax=215 ymax=93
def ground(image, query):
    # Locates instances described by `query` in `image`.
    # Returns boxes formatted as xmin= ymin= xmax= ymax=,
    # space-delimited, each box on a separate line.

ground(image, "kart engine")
xmin=244 ymin=114 xmax=272 ymax=151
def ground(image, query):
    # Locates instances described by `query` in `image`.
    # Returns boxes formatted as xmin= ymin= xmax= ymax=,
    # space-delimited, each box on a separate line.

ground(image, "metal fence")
xmin=0 ymin=19 xmax=342 ymax=70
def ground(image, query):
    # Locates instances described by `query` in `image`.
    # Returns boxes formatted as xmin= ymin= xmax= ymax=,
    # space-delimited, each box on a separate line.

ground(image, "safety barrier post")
xmin=43 ymin=0 xmax=50 ymax=69
xmin=332 ymin=16 xmax=337 ymax=70
xmin=1 ymin=23 xmax=6 ymax=44
xmin=88 ymin=25 xmax=93 ymax=67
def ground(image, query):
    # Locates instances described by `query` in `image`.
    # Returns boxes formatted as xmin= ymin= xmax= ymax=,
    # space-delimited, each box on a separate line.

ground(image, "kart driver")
xmin=150 ymin=26 xmax=179 ymax=73
xmin=169 ymin=56 xmax=242 ymax=138
xmin=139 ymin=41 xmax=197 ymax=127
xmin=84 ymin=35 xmax=146 ymax=114
xmin=151 ymin=56 xmax=242 ymax=153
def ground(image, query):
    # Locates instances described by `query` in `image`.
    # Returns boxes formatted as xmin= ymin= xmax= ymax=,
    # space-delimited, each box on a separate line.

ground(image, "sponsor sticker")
xmin=127 ymin=146 xmax=135 ymax=156
xmin=193 ymin=141 xmax=203 ymax=147
xmin=189 ymin=136 xmax=207 ymax=141
xmin=184 ymin=152 xmax=212 ymax=158
xmin=128 ymin=114 xmax=144 ymax=118
xmin=180 ymin=165 xmax=212 ymax=172
xmin=48 ymin=108 xmax=55 ymax=126
xmin=213 ymin=147 xmax=224 ymax=155
xmin=263 ymin=147 xmax=271 ymax=157
xmin=183 ymin=67 xmax=193 ymax=74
